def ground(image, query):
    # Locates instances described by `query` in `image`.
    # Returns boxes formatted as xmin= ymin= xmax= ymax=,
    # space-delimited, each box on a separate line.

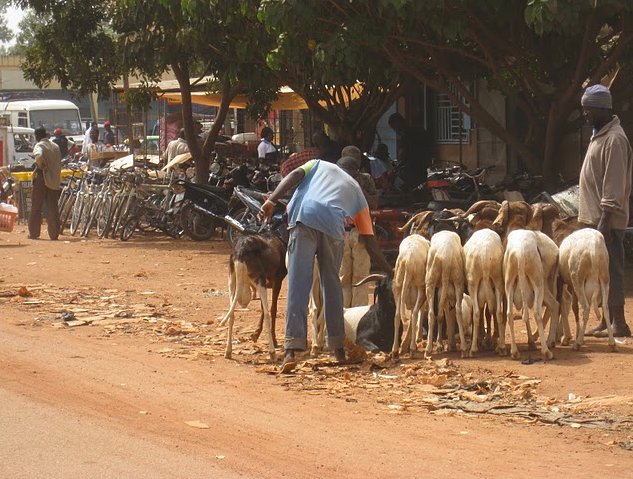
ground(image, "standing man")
xmin=339 ymin=145 xmax=379 ymax=307
xmin=103 ymin=121 xmax=116 ymax=146
xmin=579 ymin=84 xmax=632 ymax=337
xmin=28 ymin=126 xmax=62 ymax=240
xmin=259 ymin=157 xmax=391 ymax=372
xmin=82 ymin=122 xmax=98 ymax=157
xmin=51 ymin=128 xmax=73 ymax=159
xmin=388 ymin=112 xmax=433 ymax=191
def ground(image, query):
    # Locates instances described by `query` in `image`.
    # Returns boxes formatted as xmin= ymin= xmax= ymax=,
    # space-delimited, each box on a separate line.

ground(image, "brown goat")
xmin=492 ymin=200 xmax=533 ymax=239
xmin=220 ymin=233 xmax=287 ymax=361
xmin=528 ymin=203 xmax=561 ymax=239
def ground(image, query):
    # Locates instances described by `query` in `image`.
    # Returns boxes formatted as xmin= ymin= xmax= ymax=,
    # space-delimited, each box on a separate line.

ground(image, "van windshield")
xmin=30 ymin=109 xmax=83 ymax=136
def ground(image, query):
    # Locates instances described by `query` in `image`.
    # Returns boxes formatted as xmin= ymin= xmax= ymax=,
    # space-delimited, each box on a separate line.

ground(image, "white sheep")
xmin=425 ymin=230 xmax=467 ymax=357
xmin=502 ymin=230 xmax=559 ymax=360
xmin=462 ymin=228 xmax=505 ymax=356
xmin=557 ymin=228 xmax=615 ymax=351
xmin=392 ymin=234 xmax=430 ymax=357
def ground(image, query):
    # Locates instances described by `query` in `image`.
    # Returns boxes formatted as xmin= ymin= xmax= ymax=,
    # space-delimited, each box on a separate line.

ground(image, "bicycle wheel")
xmin=80 ymin=195 xmax=94 ymax=237
xmin=69 ymin=194 xmax=84 ymax=236
xmin=180 ymin=202 xmax=215 ymax=241
xmin=83 ymin=195 xmax=101 ymax=237
xmin=96 ymin=195 xmax=113 ymax=238
xmin=120 ymin=215 xmax=140 ymax=241
xmin=105 ymin=194 xmax=124 ymax=238
xmin=113 ymin=195 xmax=137 ymax=238
xmin=58 ymin=192 xmax=75 ymax=235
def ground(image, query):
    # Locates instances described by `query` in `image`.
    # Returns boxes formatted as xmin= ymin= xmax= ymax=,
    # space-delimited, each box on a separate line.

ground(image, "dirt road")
xmin=2 ymin=225 xmax=633 ymax=478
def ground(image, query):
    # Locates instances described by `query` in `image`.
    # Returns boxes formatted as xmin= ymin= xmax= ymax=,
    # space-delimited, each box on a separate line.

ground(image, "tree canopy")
xmin=270 ymin=0 xmax=633 ymax=185
xmin=14 ymin=0 xmax=633 ymax=186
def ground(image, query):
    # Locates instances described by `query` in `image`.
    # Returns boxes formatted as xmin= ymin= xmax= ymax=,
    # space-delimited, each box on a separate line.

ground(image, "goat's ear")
xmin=528 ymin=203 xmax=543 ymax=230
xmin=492 ymin=200 xmax=509 ymax=228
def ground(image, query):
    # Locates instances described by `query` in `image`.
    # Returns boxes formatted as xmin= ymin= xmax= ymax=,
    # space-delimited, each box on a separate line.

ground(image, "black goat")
xmin=343 ymin=274 xmax=400 ymax=353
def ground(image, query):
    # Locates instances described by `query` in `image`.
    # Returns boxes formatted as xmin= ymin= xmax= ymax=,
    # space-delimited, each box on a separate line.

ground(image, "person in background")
xmin=388 ymin=112 xmax=433 ymax=191
xmin=51 ymin=128 xmax=73 ymax=159
xmin=280 ymin=131 xmax=322 ymax=177
xmin=162 ymin=128 xmax=190 ymax=165
xmin=103 ymin=121 xmax=115 ymax=146
xmin=87 ymin=129 xmax=106 ymax=166
xmin=579 ymin=84 xmax=632 ymax=338
xmin=259 ymin=156 xmax=391 ymax=373
xmin=82 ymin=122 xmax=98 ymax=156
xmin=312 ymin=130 xmax=342 ymax=163
xmin=28 ymin=126 xmax=62 ymax=240
xmin=83 ymin=121 xmax=97 ymax=148
xmin=339 ymin=145 xmax=379 ymax=307
xmin=257 ymin=126 xmax=278 ymax=163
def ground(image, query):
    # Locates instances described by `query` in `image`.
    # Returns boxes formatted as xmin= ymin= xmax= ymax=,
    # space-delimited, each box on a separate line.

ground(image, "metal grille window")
xmin=436 ymin=92 xmax=470 ymax=144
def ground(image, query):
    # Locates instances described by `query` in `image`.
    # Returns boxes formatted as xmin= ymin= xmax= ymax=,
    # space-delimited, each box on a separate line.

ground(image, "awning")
xmin=161 ymin=86 xmax=308 ymax=111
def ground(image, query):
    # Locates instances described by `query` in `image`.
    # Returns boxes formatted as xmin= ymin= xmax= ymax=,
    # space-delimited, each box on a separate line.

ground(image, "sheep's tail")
xmin=233 ymin=261 xmax=252 ymax=308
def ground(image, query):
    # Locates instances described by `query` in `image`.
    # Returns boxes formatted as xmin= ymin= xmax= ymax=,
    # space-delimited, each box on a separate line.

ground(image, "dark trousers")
xmin=607 ymin=229 xmax=625 ymax=307
xmin=28 ymin=171 xmax=60 ymax=240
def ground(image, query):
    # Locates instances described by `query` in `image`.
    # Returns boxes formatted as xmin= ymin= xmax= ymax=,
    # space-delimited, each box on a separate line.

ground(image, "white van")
xmin=0 ymin=125 xmax=36 ymax=169
xmin=0 ymin=99 xmax=84 ymax=147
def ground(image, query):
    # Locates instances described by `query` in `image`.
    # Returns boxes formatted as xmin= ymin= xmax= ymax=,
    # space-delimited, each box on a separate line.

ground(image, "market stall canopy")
xmin=113 ymin=76 xmax=308 ymax=110
xmin=162 ymin=87 xmax=308 ymax=110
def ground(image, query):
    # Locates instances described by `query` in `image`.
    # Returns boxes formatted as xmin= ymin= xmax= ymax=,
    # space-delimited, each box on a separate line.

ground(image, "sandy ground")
xmin=1 ymin=223 xmax=633 ymax=478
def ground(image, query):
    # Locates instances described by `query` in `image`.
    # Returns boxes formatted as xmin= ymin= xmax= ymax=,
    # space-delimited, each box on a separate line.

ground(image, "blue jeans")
xmin=285 ymin=223 xmax=345 ymax=351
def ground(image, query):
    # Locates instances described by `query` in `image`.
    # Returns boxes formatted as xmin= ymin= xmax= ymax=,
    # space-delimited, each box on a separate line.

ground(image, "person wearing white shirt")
xmin=257 ymin=127 xmax=278 ymax=162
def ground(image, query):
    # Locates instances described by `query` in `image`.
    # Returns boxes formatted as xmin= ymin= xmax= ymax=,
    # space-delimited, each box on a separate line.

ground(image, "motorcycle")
xmin=178 ymin=180 xmax=231 ymax=241
xmin=224 ymin=185 xmax=288 ymax=245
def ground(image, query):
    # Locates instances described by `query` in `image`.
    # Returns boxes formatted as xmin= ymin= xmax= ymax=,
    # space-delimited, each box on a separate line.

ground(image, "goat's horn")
xmin=354 ymin=273 xmax=387 ymax=287
xmin=463 ymin=200 xmax=501 ymax=216
xmin=397 ymin=210 xmax=434 ymax=233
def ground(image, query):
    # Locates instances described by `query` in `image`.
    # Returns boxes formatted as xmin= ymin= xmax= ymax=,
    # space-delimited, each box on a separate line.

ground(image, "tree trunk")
xmin=201 ymin=76 xmax=240 ymax=168
xmin=171 ymin=62 xmax=207 ymax=183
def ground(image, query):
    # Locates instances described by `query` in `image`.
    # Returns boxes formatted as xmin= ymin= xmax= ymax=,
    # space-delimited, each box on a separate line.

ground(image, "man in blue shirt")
xmin=260 ymin=157 xmax=391 ymax=373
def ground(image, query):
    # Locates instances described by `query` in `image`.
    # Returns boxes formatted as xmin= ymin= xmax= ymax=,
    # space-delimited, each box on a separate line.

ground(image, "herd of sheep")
xmin=220 ymin=199 xmax=616 ymax=365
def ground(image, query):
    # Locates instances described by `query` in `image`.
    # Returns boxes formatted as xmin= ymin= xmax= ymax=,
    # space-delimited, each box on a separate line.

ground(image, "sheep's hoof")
xmin=511 ymin=349 xmax=521 ymax=360
xmin=572 ymin=342 xmax=581 ymax=351
xmin=391 ymin=351 xmax=400 ymax=360
xmin=269 ymin=351 xmax=276 ymax=362
xmin=310 ymin=347 xmax=321 ymax=357
xmin=409 ymin=349 xmax=421 ymax=359
xmin=561 ymin=337 xmax=570 ymax=346
xmin=468 ymin=349 xmax=478 ymax=358
xmin=527 ymin=341 xmax=537 ymax=351
xmin=496 ymin=346 xmax=507 ymax=357
xmin=541 ymin=349 xmax=554 ymax=360
xmin=547 ymin=340 xmax=556 ymax=349
xmin=609 ymin=343 xmax=618 ymax=352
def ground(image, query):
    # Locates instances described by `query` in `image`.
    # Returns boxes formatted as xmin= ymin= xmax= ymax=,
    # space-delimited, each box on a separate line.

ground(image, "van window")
xmin=18 ymin=112 xmax=28 ymax=128
xmin=14 ymin=133 xmax=34 ymax=153
xmin=29 ymin=109 xmax=83 ymax=135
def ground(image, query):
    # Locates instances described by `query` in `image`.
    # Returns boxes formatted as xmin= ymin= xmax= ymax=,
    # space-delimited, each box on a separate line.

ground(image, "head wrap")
xmin=581 ymin=84 xmax=612 ymax=109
